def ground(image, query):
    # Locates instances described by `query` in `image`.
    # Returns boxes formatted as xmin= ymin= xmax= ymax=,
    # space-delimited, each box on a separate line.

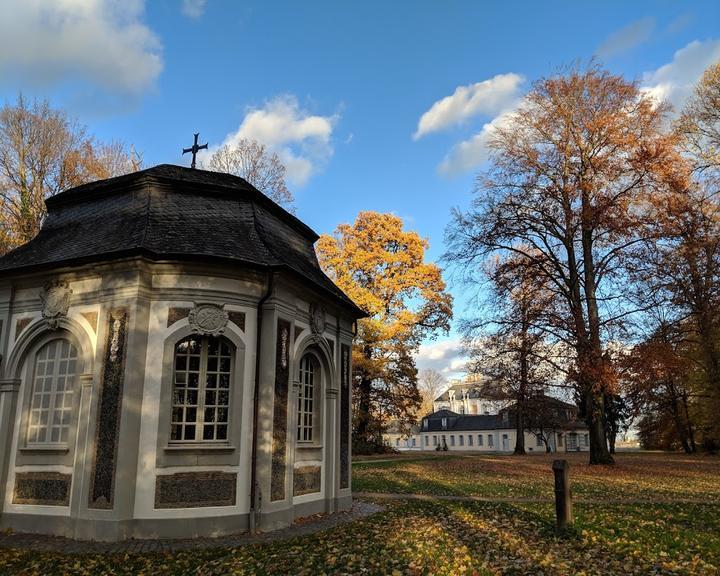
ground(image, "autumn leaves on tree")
xmin=0 ymin=95 xmax=139 ymax=254
xmin=445 ymin=65 xmax=688 ymax=464
xmin=317 ymin=212 xmax=452 ymax=451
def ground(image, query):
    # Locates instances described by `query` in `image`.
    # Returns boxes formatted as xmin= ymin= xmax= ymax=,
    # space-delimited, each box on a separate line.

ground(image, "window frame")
xmin=169 ymin=334 xmax=235 ymax=445
xmin=15 ymin=330 xmax=88 ymax=468
xmin=297 ymin=352 xmax=318 ymax=444
xmin=156 ymin=322 xmax=246 ymax=468
xmin=25 ymin=338 xmax=79 ymax=447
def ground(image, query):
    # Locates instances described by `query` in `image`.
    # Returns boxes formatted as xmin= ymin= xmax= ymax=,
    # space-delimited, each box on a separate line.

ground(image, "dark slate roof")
xmin=0 ymin=165 xmax=365 ymax=317
xmin=420 ymin=410 xmax=508 ymax=432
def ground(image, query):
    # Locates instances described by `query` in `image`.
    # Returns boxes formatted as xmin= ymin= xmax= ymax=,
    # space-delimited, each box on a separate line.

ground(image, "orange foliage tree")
xmin=316 ymin=212 xmax=452 ymax=450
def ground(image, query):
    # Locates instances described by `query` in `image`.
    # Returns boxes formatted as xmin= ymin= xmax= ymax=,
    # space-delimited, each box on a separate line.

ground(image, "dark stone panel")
xmin=293 ymin=465 xmax=321 ymax=496
xmin=271 ymin=318 xmax=290 ymax=502
xmin=0 ymin=319 xmax=3 ymax=343
xmin=13 ymin=472 xmax=71 ymax=506
xmin=167 ymin=307 xmax=191 ymax=327
xmin=81 ymin=311 xmax=98 ymax=333
xmin=15 ymin=317 xmax=31 ymax=340
xmin=340 ymin=344 xmax=350 ymax=489
xmin=227 ymin=311 xmax=245 ymax=332
xmin=154 ymin=472 xmax=237 ymax=508
xmin=294 ymin=325 xmax=304 ymax=342
xmin=326 ymin=338 xmax=334 ymax=357
xmin=88 ymin=308 xmax=128 ymax=509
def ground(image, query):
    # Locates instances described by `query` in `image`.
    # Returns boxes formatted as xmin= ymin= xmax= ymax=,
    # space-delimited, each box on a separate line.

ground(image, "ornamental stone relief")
xmin=188 ymin=304 xmax=228 ymax=336
xmin=309 ymin=303 xmax=326 ymax=335
xmin=39 ymin=280 xmax=73 ymax=329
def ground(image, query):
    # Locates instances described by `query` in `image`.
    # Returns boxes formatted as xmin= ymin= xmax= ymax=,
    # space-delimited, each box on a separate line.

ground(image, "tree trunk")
xmin=587 ymin=387 xmax=614 ymax=464
xmin=356 ymin=376 xmax=372 ymax=445
xmin=681 ymin=391 xmax=697 ymax=453
xmin=514 ymin=398 xmax=526 ymax=455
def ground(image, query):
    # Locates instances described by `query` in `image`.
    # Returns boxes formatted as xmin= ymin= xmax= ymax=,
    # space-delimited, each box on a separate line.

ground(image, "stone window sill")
xmin=164 ymin=444 xmax=236 ymax=454
xmin=296 ymin=442 xmax=323 ymax=450
xmin=20 ymin=446 xmax=69 ymax=454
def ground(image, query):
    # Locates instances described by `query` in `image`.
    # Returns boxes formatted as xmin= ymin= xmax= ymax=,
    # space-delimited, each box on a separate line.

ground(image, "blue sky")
xmin=1 ymin=0 xmax=719 ymax=379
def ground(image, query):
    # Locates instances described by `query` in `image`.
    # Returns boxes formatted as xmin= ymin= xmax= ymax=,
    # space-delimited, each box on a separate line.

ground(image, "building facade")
xmin=386 ymin=397 xmax=590 ymax=453
xmin=0 ymin=165 xmax=364 ymax=541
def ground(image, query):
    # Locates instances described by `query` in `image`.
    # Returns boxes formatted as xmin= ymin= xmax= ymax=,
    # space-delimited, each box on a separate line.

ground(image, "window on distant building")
xmin=433 ymin=435 xmax=437 ymax=446
xmin=536 ymin=434 xmax=543 ymax=447
xmin=558 ymin=434 xmax=563 ymax=447
xmin=488 ymin=434 xmax=494 ymax=447
xmin=424 ymin=436 xmax=429 ymax=446
xmin=459 ymin=435 xmax=464 ymax=446
xmin=441 ymin=417 xmax=447 ymax=429
xmin=478 ymin=434 xmax=483 ymax=446
xmin=468 ymin=434 xmax=473 ymax=446
xmin=412 ymin=438 xmax=416 ymax=447
xmin=583 ymin=433 xmax=589 ymax=446
xmin=450 ymin=435 xmax=455 ymax=446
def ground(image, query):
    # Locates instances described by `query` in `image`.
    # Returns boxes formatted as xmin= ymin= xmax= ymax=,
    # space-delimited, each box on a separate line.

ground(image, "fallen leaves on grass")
xmin=1 ymin=499 xmax=718 ymax=575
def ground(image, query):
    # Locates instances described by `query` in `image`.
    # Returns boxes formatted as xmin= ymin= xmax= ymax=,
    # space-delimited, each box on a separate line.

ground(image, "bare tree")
xmin=205 ymin=139 xmax=294 ymax=208
xmin=463 ymin=253 xmax=559 ymax=454
xmin=0 ymin=94 xmax=138 ymax=254
xmin=417 ymin=368 xmax=446 ymax=416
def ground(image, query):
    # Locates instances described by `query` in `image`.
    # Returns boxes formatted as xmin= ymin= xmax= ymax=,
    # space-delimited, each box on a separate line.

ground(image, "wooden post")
xmin=552 ymin=459 xmax=572 ymax=532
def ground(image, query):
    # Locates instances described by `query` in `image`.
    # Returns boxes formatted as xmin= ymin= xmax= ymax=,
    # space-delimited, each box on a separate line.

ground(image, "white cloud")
xmin=207 ymin=95 xmax=338 ymax=187
xmin=595 ymin=17 xmax=655 ymax=60
xmin=181 ymin=0 xmax=207 ymax=19
xmin=0 ymin=0 xmax=162 ymax=94
xmin=413 ymin=73 xmax=524 ymax=140
xmin=641 ymin=39 xmax=720 ymax=112
xmin=415 ymin=338 xmax=468 ymax=379
xmin=438 ymin=108 xmax=517 ymax=176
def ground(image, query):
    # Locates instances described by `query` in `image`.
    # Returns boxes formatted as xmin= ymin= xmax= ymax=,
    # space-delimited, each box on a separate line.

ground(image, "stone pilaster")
xmin=0 ymin=379 xmax=20 ymax=515
xmin=88 ymin=309 xmax=129 ymax=509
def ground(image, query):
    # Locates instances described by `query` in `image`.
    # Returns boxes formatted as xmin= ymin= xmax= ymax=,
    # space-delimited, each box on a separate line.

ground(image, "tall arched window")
xmin=297 ymin=353 xmax=317 ymax=442
xmin=27 ymin=339 xmax=78 ymax=445
xmin=171 ymin=335 xmax=233 ymax=442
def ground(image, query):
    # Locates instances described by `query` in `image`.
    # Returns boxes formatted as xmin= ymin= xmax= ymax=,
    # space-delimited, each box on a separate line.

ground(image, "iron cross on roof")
xmin=182 ymin=132 xmax=208 ymax=169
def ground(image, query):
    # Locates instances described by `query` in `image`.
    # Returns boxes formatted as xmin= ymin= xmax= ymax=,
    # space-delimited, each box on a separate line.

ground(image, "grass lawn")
xmin=1 ymin=452 xmax=718 ymax=575
xmin=353 ymin=451 xmax=720 ymax=502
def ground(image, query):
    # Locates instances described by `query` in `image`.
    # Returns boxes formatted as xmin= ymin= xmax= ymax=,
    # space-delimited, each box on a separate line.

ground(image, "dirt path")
xmin=0 ymin=501 xmax=384 ymax=555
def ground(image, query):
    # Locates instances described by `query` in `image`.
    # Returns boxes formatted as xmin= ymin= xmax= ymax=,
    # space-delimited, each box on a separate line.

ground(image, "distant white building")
xmin=385 ymin=393 xmax=590 ymax=453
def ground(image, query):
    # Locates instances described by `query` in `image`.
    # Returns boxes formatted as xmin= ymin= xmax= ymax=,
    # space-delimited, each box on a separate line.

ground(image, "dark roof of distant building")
xmin=420 ymin=395 xmax=587 ymax=432
xmin=0 ymin=164 xmax=364 ymax=317
xmin=420 ymin=409 xmax=507 ymax=432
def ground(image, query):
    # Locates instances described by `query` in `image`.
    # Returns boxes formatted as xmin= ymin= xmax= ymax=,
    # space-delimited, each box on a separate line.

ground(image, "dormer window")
xmin=423 ymin=419 xmax=428 ymax=429
xmin=441 ymin=417 xmax=447 ymax=429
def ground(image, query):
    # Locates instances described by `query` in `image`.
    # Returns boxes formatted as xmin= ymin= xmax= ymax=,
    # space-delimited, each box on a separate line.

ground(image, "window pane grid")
xmin=28 ymin=340 xmax=77 ymax=445
xmin=297 ymin=355 xmax=315 ymax=442
xmin=171 ymin=336 xmax=232 ymax=443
